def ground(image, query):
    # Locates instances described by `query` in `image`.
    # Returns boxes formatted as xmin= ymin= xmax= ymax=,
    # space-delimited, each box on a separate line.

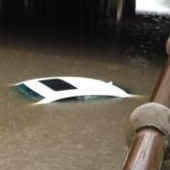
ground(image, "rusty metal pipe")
xmin=123 ymin=128 xmax=164 ymax=170
xmin=122 ymin=37 xmax=170 ymax=170
xmin=151 ymin=57 xmax=170 ymax=107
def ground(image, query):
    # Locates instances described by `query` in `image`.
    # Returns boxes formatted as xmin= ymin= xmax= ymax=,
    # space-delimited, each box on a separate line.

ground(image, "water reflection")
xmin=136 ymin=0 xmax=170 ymax=15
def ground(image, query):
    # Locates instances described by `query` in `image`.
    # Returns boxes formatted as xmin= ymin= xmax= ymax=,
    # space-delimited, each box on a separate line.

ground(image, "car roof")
xmin=17 ymin=77 xmax=111 ymax=90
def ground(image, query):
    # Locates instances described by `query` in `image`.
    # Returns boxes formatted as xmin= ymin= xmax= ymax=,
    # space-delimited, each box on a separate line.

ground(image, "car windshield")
xmin=16 ymin=84 xmax=44 ymax=101
xmin=40 ymin=79 xmax=77 ymax=91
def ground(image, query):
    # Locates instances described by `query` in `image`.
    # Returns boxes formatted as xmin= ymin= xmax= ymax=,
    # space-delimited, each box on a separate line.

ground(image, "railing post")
xmin=122 ymin=37 xmax=170 ymax=170
xmin=123 ymin=128 xmax=164 ymax=170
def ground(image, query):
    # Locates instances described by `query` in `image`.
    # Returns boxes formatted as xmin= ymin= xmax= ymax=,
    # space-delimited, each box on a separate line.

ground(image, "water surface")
xmin=0 ymin=2 xmax=170 ymax=169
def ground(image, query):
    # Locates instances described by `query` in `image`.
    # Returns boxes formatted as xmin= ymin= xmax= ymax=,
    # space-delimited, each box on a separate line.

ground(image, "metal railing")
xmin=122 ymin=37 xmax=170 ymax=170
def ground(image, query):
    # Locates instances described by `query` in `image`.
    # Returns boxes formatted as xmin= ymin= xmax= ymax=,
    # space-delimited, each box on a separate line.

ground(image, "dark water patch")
xmin=0 ymin=0 xmax=101 ymax=25
xmin=115 ymin=14 xmax=170 ymax=63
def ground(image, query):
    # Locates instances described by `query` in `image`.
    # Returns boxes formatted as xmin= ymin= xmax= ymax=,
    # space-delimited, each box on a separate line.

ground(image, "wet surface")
xmin=0 ymin=1 xmax=170 ymax=170
xmin=137 ymin=0 xmax=170 ymax=15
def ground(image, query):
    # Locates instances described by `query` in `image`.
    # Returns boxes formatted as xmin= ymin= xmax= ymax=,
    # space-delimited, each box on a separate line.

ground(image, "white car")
xmin=14 ymin=77 xmax=132 ymax=104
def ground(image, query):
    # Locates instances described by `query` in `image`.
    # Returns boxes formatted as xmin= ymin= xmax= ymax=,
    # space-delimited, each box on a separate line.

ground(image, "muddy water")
xmin=0 ymin=9 xmax=170 ymax=170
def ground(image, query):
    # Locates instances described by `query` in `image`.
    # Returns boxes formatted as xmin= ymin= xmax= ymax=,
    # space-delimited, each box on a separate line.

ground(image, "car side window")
xmin=40 ymin=79 xmax=77 ymax=91
xmin=16 ymin=84 xmax=44 ymax=100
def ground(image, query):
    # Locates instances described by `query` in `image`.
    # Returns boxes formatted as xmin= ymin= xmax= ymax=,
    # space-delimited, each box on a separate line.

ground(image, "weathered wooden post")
xmin=117 ymin=0 xmax=136 ymax=21
xmin=122 ymin=37 xmax=170 ymax=170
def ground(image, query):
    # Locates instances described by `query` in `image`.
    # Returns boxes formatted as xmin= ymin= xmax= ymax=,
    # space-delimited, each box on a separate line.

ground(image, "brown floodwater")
xmin=0 ymin=6 xmax=170 ymax=170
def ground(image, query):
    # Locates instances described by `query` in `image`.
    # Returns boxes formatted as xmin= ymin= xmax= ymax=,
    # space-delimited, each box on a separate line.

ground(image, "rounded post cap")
xmin=130 ymin=102 xmax=170 ymax=136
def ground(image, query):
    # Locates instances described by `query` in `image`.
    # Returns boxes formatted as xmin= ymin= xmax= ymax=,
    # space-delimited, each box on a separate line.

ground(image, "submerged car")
xmin=14 ymin=77 xmax=132 ymax=104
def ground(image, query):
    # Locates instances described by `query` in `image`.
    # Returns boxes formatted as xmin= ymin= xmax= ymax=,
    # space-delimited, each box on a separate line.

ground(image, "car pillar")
xmin=122 ymin=36 xmax=170 ymax=170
